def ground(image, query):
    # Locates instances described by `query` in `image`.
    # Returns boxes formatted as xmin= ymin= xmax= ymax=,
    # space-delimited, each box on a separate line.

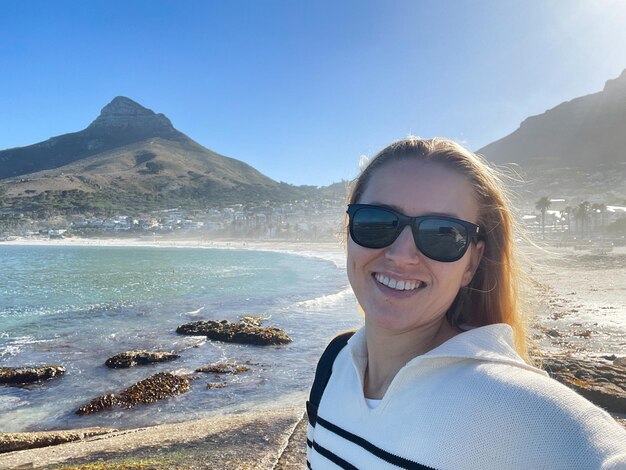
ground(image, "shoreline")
xmin=0 ymin=235 xmax=345 ymax=254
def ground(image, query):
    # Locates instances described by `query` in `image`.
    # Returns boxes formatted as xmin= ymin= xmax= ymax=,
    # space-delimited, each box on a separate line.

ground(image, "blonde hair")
xmin=348 ymin=136 xmax=529 ymax=360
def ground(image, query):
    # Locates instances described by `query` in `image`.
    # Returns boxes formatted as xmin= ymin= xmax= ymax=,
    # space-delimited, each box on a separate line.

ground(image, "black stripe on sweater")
xmin=317 ymin=416 xmax=436 ymax=470
xmin=312 ymin=440 xmax=359 ymax=470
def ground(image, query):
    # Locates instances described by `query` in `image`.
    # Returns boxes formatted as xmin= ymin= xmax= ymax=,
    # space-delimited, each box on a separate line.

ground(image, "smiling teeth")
xmin=375 ymin=274 xmax=421 ymax=291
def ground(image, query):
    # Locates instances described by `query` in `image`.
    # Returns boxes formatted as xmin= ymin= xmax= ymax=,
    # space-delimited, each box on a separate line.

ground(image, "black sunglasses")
xmin=347 ymin=204 xmax=483 ymax=262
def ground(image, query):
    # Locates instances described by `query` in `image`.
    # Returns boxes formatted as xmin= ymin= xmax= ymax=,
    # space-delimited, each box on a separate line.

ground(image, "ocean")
xmin=0 ymin=244 xmax=362 ymax=433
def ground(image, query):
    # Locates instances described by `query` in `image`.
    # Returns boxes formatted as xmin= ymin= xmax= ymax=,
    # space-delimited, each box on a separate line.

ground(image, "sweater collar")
xmin=347 ymin=323 xmax=545 ymax=376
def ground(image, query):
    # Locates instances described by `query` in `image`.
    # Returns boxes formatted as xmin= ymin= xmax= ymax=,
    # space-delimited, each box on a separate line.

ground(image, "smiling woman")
xmin=306 ymin=137 xmax=626 ymax=470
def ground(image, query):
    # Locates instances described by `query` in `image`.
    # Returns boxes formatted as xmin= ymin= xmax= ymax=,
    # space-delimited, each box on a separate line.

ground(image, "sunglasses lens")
xmin=417 ymin=218 xmax=469 ymax=262
xmin=351 ymin=207 xmax=400 ymax=248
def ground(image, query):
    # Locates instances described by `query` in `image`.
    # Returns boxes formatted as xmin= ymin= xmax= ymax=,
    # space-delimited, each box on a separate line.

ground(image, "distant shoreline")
xmin=0 ymin=235 xmax=345 ymax=255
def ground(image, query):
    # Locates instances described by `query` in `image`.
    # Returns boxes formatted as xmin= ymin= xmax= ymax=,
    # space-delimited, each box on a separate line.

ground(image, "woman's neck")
xmin=364 ymin=319 xmax=459 ymax=399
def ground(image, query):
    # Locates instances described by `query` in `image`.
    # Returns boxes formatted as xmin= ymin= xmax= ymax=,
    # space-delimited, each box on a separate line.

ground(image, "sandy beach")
xmin=1 ymin=236 xmax=625 ymax=468
xmin=1 ymin=235 xmax=346 ymax=255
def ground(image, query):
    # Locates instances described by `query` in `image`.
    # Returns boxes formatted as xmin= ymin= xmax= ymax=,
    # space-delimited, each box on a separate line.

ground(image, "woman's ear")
xmin=461 ymin=240 xmax=484 ymax=287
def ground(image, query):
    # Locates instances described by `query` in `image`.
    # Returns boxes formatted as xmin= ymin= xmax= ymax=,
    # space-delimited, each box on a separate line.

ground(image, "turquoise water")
xmin=0 ymin=245 xmax=361 ymax=432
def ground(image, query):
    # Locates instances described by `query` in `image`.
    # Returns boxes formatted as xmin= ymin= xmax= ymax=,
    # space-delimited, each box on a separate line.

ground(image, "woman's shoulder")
xmin=461 ymin=358 xmax=626 ymax=442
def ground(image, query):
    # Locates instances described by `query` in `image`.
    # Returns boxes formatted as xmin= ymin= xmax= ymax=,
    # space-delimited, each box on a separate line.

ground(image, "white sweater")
xmin=307 ymin=324 xmax=626 ymax=469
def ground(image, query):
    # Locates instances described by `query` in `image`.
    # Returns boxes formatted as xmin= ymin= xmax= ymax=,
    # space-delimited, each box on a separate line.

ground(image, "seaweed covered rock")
xmin=76 ymin=372 xmax=190 ymax=415
xmin=239 ymin=315 xmax=267 ymax=327
xmin=176 ymin=319 xmax=291 ymax=345
xmin=0 ymin=365 xmax=65 ymax=385
xmin=195 ymin=361 xmax=250 ymax=374
xmin=543 ymin=356 xmax=626 ymax=413
xmin=105 ymin=350 xmax=180 ymax=368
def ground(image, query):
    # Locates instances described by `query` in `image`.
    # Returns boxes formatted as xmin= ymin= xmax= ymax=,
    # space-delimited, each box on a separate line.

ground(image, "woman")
xmin=306 ymin=137 xmax=626 ymax=469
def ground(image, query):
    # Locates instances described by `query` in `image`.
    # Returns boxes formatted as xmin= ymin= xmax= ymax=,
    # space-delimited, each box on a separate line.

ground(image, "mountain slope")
xmin=0 ymin=97 xmax=189 ymax=179
xmin=478 ymin=69 xmax=626 ymax=169
xmin=0 ymin=97 xmax=302 ymax=213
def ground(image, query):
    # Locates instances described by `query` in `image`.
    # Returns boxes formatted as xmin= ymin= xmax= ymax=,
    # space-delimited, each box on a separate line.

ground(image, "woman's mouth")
xmin=374 ymin=273 xmax=424 ymax=291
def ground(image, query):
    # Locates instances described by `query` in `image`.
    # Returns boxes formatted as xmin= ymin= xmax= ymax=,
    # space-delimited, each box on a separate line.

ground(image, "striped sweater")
xmin=307 ymin=324 xmax=626 ymax=469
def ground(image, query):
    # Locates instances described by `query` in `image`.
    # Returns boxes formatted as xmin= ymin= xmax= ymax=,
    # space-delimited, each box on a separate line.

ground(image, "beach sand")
xmin=0 ymin=235 xmax=346 ymax=255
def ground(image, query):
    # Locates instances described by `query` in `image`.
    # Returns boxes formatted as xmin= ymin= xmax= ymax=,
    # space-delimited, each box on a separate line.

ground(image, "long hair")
xmin=348 ymin=136 xmax=529 ymax=360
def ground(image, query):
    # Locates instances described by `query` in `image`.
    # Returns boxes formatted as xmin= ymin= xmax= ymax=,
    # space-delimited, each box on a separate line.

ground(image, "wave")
xmin=289 ymin=286 xmax=354 ymax=309
xmin=180 ymin=306 xmax=205 ymax=318
xmin=0 ymin=335 xmax=53 ymax=360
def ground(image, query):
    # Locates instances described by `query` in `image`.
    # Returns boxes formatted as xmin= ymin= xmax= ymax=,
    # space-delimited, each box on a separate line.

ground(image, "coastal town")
xmin=0 ymin=197 xmax=347 ymax=242
xmin=1 ymin=196 xmax=625 ymax=247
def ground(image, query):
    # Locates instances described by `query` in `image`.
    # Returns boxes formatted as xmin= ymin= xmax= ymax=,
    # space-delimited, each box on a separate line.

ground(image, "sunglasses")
xmin=347 ymin=204 xmax=483 ymax=262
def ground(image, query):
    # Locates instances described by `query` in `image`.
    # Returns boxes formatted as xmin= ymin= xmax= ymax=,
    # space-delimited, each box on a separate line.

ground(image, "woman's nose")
xmin=384 ymin=225 xmax=421 ymax=263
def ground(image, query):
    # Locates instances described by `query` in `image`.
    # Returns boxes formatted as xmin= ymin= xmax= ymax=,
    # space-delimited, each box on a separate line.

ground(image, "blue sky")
xmin=2 ymin=1 xmax=626 ymax=186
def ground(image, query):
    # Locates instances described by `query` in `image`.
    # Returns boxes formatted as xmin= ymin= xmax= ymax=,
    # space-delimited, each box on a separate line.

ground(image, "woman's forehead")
xmin=360 ymin=160 xmax=480 ymax=221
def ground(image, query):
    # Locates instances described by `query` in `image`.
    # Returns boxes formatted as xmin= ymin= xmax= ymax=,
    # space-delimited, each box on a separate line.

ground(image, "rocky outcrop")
xmin=87 ymin=96 xmax=176 ymax=133
xmin=195 ymin=361 xmax=251 ymax=374
xmin=543 ymin=356 xmax=626 ymax=414
xmin=76 ymin=372 xmax=190 ymax=415
xmin=104 ymin=350 xmax=180 ymax=368
xmin=0 ymin=427 xmax=116 ymax=454
xmin=177 ymin=319 xmax=292 ymax=345
xmin=0 ymin=365 xmax=65 ymax=385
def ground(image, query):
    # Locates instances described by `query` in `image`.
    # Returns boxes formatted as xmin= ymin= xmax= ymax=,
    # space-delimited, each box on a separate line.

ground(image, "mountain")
xmin=478 ymin=69 xmax=626 ymax=169
xmin=0 ymin=97 xmax=304 ymax=214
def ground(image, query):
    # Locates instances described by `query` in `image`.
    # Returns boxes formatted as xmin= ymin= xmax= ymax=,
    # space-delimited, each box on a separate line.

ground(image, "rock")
xmin=240 ymin=315 xmax=266 ymax=327
xmin=104 ymin=350 xmax=180 ymax=368
xmin=545 ymin=328 xmax=561 ymax=338
xmin=0 ymin=427 xmax=116 ymax=454
xmin=195 ymin=362 xmax=250 ymax=375
xmin=207 ymin=382 xmax=227 ymax=389
xmin=76 ymin=372 xmax=190 ymax=415
xmin=76 ymin=393 xmax=120 ymax=415
xmin=0 ymin=365 xmax=65 ymax=385
xmin=118 ymin=372 xmax=189 ymax=408
xmin=614 ymin=357 xmax=626 ymax=367
xmin=177 ymin=320 xmax=292 ymax=345
xmin=543 ymin=356 xmax=626 ymax=413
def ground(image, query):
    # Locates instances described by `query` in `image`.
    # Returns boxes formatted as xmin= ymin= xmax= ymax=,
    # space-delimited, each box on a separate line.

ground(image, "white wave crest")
xmin=291 ymin=287 xmax=354 ymax=309
xmin=180 ymin=306 xmax=205 ymax=317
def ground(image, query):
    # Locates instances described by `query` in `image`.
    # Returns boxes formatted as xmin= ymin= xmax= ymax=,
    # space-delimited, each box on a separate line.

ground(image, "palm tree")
xmin=574 ymin=201 xmax=591 ymax=238
xmin=535 ymin=197 xmax=551 ymax=239
xmin=561 ymin=206 xmax=572 ymax=233
xmin=591 ymin=203 xmax=607 ymax=233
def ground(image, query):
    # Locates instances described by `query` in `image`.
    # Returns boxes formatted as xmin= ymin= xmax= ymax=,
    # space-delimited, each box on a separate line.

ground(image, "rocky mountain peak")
xmin=603 ymin=68 xmax=626 ymax=95
xmin=87 ymin=96 xmax=175 ymax=132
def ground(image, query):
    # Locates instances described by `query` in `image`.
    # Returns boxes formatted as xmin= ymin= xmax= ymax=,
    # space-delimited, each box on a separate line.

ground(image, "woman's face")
xmin=347 ymin=159 xmax=484 ymax=333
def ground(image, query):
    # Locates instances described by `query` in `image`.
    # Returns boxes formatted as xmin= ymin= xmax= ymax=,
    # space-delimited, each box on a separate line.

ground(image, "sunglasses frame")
xmin=347 ymin=204 xmax=483 ymax=262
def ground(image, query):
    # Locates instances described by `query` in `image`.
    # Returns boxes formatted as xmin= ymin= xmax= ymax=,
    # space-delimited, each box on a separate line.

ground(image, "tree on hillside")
xmin=535 ymin=197 xmax=551 ymax=239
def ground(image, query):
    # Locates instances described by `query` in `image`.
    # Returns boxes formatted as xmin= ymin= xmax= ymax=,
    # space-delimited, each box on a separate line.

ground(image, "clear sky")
xmin=2 ymin=1 xmax=626 ymax=186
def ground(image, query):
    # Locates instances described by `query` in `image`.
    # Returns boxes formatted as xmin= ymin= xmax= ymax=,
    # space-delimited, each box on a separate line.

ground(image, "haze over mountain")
xmin=478 ymin=69 xmax=626 ymax=170
xmin=0 ymin=97 xmax=305 ymax=213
